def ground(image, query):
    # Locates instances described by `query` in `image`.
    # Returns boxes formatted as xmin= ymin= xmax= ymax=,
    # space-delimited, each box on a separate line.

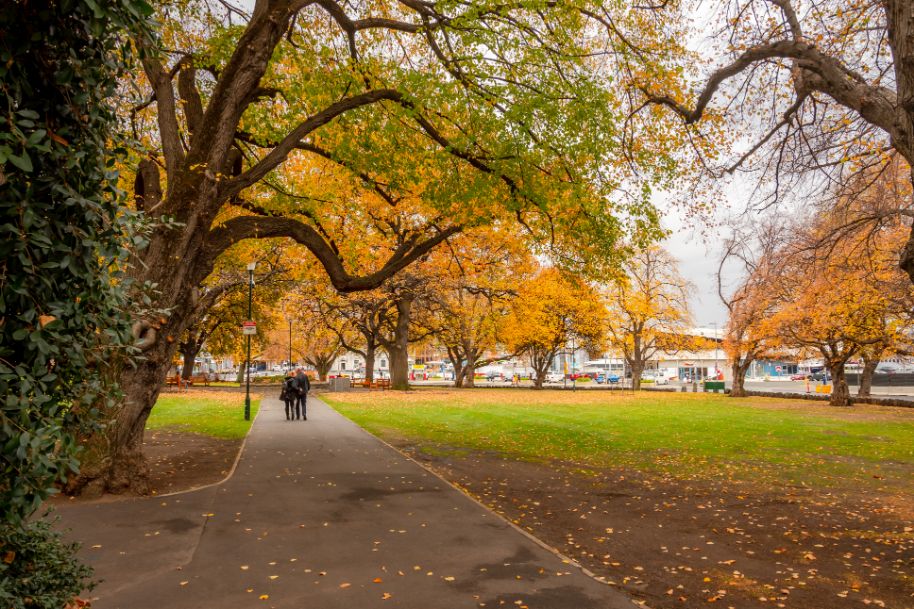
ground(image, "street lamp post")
xmin=288 ymin=317 xmax=293 ymax=374
xmin=571 ymin=333 xmax=576 ymax=392
xmin=711 ymin=322 xmax=719 ymax=379
xmin=244 ymin=262 xmax=255 ymax=421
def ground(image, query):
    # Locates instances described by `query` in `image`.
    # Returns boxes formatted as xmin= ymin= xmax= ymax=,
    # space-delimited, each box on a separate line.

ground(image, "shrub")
xmin=0 ymin=0 xmax=152 ymax=525
xmin=0 ymin=517 xmax=94 ymax=609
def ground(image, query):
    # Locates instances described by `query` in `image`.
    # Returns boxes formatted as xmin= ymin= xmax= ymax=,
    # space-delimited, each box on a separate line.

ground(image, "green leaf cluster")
xmin=0 ymin=517 xmax=95 ymax=609
xmin=0 ymin=0 xmax=152 ymax=528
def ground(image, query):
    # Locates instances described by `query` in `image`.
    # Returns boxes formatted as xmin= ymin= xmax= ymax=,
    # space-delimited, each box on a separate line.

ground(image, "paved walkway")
xmin=57 ymin=397 xmax=638 ymax=609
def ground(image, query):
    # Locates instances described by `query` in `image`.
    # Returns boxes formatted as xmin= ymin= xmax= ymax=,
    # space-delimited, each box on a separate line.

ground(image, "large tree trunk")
xmin=179 ymin=341 xmax=200 ymax=380
xmin=445 ymin=346 xmax=465 ymax=387
xmin=309 ymin=352 xmax=335 ymax=381
xmin=729 ymin=359 xmax=752 ymax=398
xmin=364 ymin=344 xmax=376 ymax=383
xmin=463 ymin=356 xmax=477 ymax=388
xmin=452 ymin=355 xmax=466 ymax=388
xmin=630 ymin=359 xmax=644 ymax=391
xmin=829 ymin=363 xmax=852 ymax=406
xmin=532 ymin=350 xmax=550 ymax=389
xmin=857 ymin=357 xmax=879 ymax=398
xmin=389 ymin=348 xmax=409 ymax=389
xmin=453 ymin=369 xmax=465 ymax=388
xmin=388 ymin=297 xmax=412 ymax=390
xmin=70 ymin=245 xmax=206 ymax=496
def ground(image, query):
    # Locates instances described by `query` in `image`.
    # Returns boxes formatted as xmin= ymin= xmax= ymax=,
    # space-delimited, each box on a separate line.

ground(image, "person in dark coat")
xmin=280 ymin=373 xmax=296 ymax=421
xmin=294 ymin=369 xmax=311 ymax=420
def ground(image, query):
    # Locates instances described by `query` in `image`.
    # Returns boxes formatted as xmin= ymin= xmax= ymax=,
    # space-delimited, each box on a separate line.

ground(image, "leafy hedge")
xmin=0 ymin=0 xmax=151 ymax=525
xmin=0 ymin=518 xmax=94 ymax=609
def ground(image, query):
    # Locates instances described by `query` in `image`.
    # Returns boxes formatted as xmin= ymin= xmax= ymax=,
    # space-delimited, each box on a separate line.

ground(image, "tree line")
xmin=721 ymin=162 xmax=914 ymax=406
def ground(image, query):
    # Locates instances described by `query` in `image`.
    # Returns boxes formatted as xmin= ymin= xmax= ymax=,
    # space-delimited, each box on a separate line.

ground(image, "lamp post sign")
xmin=242 ymin=320 xmax=257 ymax=335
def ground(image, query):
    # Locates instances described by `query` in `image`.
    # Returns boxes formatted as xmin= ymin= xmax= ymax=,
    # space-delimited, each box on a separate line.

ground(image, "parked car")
xmin=809 ymin=371 xmax=830 ymax=382
xmin=790 ymin=373 xmax=809 ymax=380
xmin=640 ymin=372 xmax=669 ymax=385
xmin=544 ymin=373 xmax=564 ymax=383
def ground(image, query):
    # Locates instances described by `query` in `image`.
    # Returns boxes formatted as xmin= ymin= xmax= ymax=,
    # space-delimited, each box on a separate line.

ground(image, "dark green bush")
xmin=0 ymin=517 xmax=94 ymax=609
xmin=0 ymin=0 xmax=152 ymax=525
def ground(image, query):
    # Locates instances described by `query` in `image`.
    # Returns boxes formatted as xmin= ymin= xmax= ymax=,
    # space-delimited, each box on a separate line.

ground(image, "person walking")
xmin=280 ymin=372 xmax=296 ymax=421
xmin=294 ymin=368 xmax=311 ymax=420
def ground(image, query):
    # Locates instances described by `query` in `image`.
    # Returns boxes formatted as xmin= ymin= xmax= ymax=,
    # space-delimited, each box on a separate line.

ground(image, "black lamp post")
xmin=288 ymin=318 xmax=293 ymax=374
xmin=244 ymin=261 xmax=255 ymax=421
xmin=571 ymin=332 xmax=576 ymax=392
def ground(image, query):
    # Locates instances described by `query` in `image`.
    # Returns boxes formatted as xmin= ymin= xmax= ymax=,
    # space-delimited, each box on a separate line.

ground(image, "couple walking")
xmin=281 ymin=369 xmax=310 ymax=421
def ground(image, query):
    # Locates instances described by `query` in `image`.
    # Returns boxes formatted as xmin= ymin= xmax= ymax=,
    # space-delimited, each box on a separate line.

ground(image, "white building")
xmin=330 ymin=352 xmax=390 ymax=378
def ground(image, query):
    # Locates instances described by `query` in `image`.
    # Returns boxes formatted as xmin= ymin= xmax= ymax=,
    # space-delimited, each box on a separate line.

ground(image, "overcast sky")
xmin=655 ymin=174 xmax=751 ymax=328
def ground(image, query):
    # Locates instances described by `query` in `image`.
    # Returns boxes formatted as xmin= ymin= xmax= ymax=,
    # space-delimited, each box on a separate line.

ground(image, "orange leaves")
xmin=502 ymin=267 xmax=607 ymax=360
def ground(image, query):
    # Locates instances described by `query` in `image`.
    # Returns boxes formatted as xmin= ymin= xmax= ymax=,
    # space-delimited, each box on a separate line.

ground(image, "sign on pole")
xmin=242 ymin=320 xmax=257 ymax=335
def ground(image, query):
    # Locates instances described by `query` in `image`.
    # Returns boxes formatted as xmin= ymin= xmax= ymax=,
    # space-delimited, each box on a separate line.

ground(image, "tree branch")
xmin=222 ymin=88 xmax=407 ymax=199
xmin=205 ymin=216 xmax=462 ymax=292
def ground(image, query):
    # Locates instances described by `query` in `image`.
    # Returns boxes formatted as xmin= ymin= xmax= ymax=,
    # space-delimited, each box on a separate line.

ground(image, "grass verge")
xmin=146 ymin=390 xmax=260 ymax=439
xmin=324 ymin=388 xmax=914 ymax=493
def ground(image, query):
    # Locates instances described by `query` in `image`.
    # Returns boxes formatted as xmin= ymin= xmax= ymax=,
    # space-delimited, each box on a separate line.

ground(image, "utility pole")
xmin=571 ymin=332 xmax=576 ymax=391
xmin=244 ymin=261 xmax=255 ymax=421
xmin=711 ymin=322 xmax=719 ymax=379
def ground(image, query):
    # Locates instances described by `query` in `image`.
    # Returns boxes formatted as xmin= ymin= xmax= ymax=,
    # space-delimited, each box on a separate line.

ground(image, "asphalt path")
xmin=56 ymin=397 xmax=639 ymax=609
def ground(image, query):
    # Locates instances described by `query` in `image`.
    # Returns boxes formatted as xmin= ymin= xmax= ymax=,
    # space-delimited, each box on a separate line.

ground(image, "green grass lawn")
xmin=146 ymin=391 xmax=260 ymax=439
xmin=324 ymin=389 xmax=914 ymax=493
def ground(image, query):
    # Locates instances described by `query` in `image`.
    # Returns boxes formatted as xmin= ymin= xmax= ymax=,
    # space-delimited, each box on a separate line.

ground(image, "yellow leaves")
xmin=503 ymin=267 xmax=607 ymax=357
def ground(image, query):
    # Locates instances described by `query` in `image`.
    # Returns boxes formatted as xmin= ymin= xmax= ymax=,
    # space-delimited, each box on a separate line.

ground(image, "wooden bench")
xmin=164 ymin=373 xmax=211 ymax=388
xmin=165 ymin=374 xmax=183 ymax=387
xmin=188 ymin=373 xmax=211 ymax=387
xmin=357 ymin=378 xmax=390 ymax=390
